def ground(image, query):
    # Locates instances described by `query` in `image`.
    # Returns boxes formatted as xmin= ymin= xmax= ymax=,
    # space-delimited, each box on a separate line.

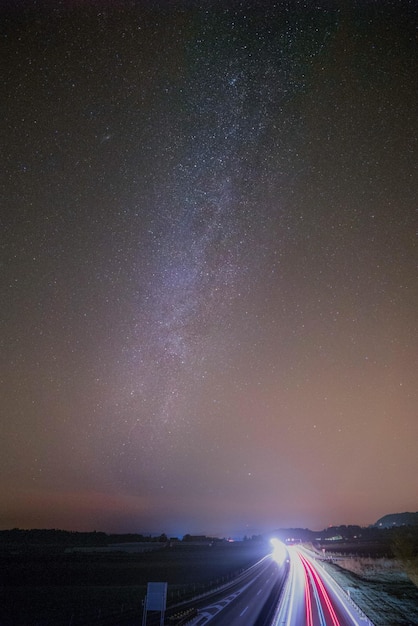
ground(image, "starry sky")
xmin=1 ymin=0 xmax=417 ymax=538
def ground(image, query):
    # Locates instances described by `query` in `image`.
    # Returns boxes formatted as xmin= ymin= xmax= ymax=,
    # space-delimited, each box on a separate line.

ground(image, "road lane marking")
xmin=240 ymin=606 xmax=249 ymax=617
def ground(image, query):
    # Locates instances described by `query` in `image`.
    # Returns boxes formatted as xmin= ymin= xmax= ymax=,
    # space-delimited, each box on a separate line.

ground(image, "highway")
xmin=187 ymin=544 xmax=374 ymax=626
xmin=272 ymin=546 xmax=374 ymax=626
xmin=188 ymin=554 xmax=288 ymax=625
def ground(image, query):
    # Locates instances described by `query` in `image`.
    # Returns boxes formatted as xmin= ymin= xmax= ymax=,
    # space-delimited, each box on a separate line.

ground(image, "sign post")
xmin=142 ymin=582 xmax=167 ymax=626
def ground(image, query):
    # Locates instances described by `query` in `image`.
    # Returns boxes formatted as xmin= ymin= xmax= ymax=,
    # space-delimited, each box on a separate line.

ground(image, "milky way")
xmin=1 ymin=1 xmax=417 ymax=536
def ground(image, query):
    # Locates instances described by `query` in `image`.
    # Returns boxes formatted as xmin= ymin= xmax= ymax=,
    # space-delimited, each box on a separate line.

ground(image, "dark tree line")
xmin=0 ymin=528 xmax=170 ymax=546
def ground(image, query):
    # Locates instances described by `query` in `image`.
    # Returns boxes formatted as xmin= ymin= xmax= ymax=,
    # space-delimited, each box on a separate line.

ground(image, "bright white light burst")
xmin=270 ymin=538 xmax=287 ymax=564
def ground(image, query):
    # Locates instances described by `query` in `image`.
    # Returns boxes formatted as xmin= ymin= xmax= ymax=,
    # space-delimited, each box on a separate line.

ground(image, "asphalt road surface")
xmin=189 ymin=554 xmax=287 ymax=625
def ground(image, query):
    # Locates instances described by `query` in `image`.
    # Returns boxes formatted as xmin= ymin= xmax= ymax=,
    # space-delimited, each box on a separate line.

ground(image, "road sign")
xmin=142 ymin=582 xmax=167 ymax=626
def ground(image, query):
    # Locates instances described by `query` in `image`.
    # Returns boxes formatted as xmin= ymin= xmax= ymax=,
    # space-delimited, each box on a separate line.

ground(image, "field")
xmin=314 ymin=545 xmax=418 ymax=626
xmin=0 ymin=540 xmax=270 ymax=625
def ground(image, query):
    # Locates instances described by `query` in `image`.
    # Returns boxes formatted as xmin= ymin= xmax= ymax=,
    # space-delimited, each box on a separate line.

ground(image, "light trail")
xmin=273 ymin=545 xmax=375 ymax=626
xmin=307 ymin=562 xmax=327 ymax=626
xmin=300 ymin=552 xmax=341 ymax=626
xmin=304 ymin=560 xmax=314 ymax=626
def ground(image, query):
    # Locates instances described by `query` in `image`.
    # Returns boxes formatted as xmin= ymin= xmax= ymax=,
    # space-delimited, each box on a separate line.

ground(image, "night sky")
xmin=1 ymin=1 xmax=417 ymax=538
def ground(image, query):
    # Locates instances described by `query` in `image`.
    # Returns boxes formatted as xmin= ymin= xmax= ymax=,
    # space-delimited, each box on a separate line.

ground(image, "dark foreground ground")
xmin=0 ymin=540 xmax=271 ymax=625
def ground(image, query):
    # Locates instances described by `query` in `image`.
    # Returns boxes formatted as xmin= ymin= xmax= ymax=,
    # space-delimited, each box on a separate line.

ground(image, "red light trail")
xmin=300 ymin=552 xmax=341 ymax=626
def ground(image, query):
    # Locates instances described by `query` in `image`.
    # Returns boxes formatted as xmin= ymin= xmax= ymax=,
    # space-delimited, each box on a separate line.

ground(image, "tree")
xmin=391 ymin=527 xmax=418 ymax=588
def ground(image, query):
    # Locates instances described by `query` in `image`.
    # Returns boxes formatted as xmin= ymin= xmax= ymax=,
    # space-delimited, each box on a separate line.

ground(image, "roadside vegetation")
xmin=309 ymin=529 xmax=418 ymax=626
xmin=391 ymin=526 xmax=418 ymax=588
